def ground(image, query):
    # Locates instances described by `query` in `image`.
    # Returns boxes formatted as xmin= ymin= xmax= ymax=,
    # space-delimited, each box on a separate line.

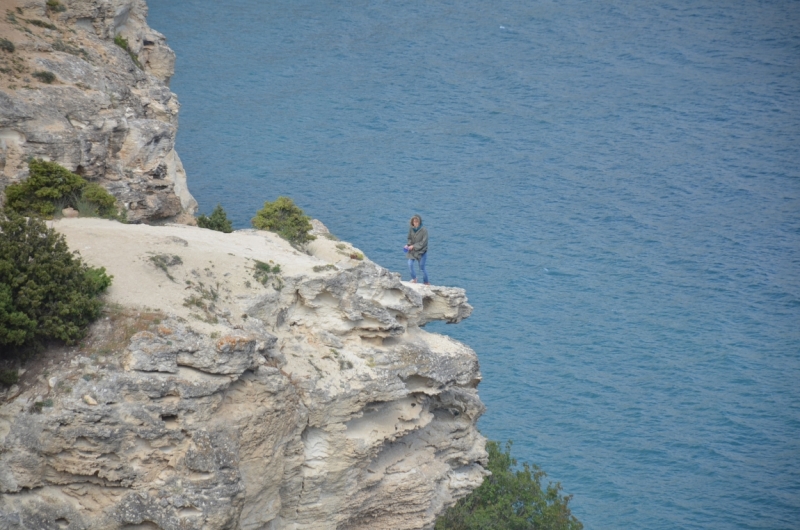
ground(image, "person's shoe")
xmin=410 ymin=279 xmax=417 ymax=283
xmin=424 ymin=282 xmax=430 ymax=285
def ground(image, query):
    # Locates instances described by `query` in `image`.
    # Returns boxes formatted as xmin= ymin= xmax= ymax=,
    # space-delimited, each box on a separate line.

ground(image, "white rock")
xmin=0 ymin=219 xmax=489 ymax=529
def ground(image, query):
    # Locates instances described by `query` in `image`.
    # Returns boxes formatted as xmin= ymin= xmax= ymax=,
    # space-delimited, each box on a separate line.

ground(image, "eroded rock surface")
xmin=0 ymin=0 xmax=197 ymax=222
xmin=0 ymin=219 xmax=488 ymax=530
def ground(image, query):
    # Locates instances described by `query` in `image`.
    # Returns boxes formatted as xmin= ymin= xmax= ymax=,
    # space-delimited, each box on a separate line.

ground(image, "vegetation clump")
xmin=0 ymin=212 xmax=112 ymax=357
xmin=113 ymin=34 xmax=142 ymax=69
xmin=0 ymin=369 xmax=19 ymax=386
xmin=149 ymin=254 xmax=183 ymax=282
xmin=46 ymin=0 xmax=67 ymax=12
xmin=196 ymin=204 xmax=233 ymax=233
xmin=79 ymin=182 xmax=120 ymax=218
xmin=252 ymin=260 xmax=282 ymax=290
xmin=32 ymin=70 xmax=55 ymax=83
xmin=183 ymin=279 xmax=220 ymax=324
xmin=113 ymin=34 xmax=128 ymax=50
xmin=0 ymin=38 xmax=14 ymax=53
xmin=25 ymin=18 xmax=57 ymax=30
xmin=251 ymin=196 xmax=315 ymax=246
xmin=436 ymin=441 xmax=583 ymax=530
xmin=5 ymin=159 xmax=123 ymax=220
xmin=52 ymin=39 xmax=89 ymax=60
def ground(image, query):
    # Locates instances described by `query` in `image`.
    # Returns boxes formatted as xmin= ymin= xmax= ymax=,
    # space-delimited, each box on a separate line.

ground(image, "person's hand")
xmin=407 ymin=245 xmax=414 ymax=250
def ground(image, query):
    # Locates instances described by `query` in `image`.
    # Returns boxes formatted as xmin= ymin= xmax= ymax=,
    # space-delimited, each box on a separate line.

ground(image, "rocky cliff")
xmin=0 ymin=1 xmax=489 ymax=527
xmin=0 ymin=0 xmax=197 ymax=223
xmin=0 ymin=218 xmax=488 ymax=529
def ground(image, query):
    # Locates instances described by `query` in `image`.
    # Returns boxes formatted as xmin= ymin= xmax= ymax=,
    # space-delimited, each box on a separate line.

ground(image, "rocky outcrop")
xmin=0 ymin=219 xmax=488 ymax=529
xmin=0 ymin=2 xmax=489 ymax=526
xmin=0 ymin=0 xmax=197 ymax=223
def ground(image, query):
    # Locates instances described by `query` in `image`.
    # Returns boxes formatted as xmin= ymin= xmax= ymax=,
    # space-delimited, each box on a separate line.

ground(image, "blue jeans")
xmin=408 ymin=252 xmax=428 ymax=283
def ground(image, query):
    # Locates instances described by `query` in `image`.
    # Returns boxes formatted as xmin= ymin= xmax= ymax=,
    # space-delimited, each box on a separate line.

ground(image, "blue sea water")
xmin=147 ymin=1 xmax=800 ymax=527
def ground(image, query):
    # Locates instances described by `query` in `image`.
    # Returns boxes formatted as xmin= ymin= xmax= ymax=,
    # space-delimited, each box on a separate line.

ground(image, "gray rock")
xmin=0 ymin=256 xmax=487 ymax=530
xmin=0 ymin=0 xmax=197 ymax=223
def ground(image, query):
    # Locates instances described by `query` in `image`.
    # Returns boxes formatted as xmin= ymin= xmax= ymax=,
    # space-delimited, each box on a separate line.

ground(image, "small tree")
xmin=252 ymin=196 xmax=315 ymax=245
xmin=197 ymin=204 xmax=233 ymax=233
xmin=435 ymin=441 xmax=583 ymax=530
xmin=0 ymin=211 xmax=112 ymax=356
xmin=5 ymin=159 xmax=85 ymax=217
xmin=4 ymin=159 xmax=123 ymax=220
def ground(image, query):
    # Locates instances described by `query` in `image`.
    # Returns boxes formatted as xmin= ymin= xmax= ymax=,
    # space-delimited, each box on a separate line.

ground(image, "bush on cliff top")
xmin=252 ymin=196 xmax=315 ymax=246
xmin=5 ymin=159 xmax=123 ymax=220
xmin=0 ymin=211 xmax=112 ymax=356
xmin=436 ymin=441 xmax=583 ymax=530
xmin=197 ymin=204 xmax=233 ymax=233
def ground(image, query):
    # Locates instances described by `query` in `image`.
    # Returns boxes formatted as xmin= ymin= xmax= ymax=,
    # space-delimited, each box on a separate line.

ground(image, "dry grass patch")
xmin=81 ymin=303 xmax=167 ymax=357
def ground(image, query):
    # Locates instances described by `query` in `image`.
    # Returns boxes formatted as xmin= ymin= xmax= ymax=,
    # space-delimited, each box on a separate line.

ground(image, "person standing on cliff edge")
xmin=404 ymin=214 xmax=429 ymax=285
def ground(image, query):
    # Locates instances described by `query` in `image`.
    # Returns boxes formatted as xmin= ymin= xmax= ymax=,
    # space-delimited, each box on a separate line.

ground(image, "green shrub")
xmin=0 ymin=212 xmax=112 ymax=356
xmin=84 ymin=264 xmax=113 ymax=294
xmin=73 ymin=194 xmax=98 ymax=217
xmin=113 ymin=34 xmax=142 ymax=69
xmin=5 ymin=159 xmax=85 ymax=217
xmin=253 ymin=260 xmax=281 ymax=286
xmin=32 ymin=71 xmax=56 ymax=84
xmin=113 ymin=34 xmax=128 ymax=50
xmin=197 ymin=204 xmax=233 ymax=233
xmin=251 ymin=196 xmax=315 ymax=246
xmin=435 ymin=441 xmax=583 ymax=530
xmin=5 ymin=159 xmax=123 ymax=220
xmin=81 ymin=183 xmax=118 ymax=218
xmin=46 ymin=0 xmax=66 ymax=12
xmin=0 ymin=38 xmax=14 ymax=53
xmin=0 ymin=369 xmax=19 ymax=386
xmin=251 ymin=260 xmax=283 ymax=290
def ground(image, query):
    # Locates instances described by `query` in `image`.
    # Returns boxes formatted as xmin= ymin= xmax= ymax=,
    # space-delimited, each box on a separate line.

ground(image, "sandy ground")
xmin=52 ymin=218 xmax=371 ymax=334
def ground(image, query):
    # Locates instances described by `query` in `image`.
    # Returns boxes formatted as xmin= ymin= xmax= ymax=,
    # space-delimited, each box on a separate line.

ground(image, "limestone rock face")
xmin=0 ymin=0 xmax=197 ymax=223
xmin=0 ymin=219 xmax=488 ymax=530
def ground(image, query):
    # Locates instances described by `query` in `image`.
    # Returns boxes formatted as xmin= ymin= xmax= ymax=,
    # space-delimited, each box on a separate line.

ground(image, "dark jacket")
xmin=407 ymin=225 xmax=428 ymax=260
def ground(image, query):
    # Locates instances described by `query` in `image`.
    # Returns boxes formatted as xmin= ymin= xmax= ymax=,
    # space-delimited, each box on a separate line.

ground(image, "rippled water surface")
xmin=148 ymin=1 xmax=800 ymax=527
